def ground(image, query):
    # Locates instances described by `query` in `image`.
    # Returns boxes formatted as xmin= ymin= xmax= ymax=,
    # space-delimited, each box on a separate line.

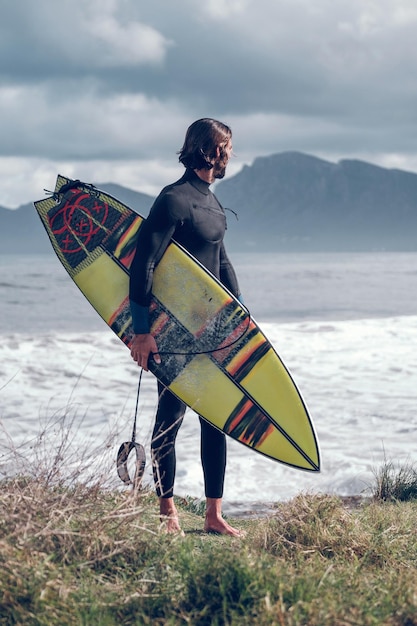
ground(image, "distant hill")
xmin=97 ymin=183 xmax=154 ymax=216
xmin=216 ymin=152 xmax=417 ymax=251
xmin=2 ymin=154 xmax=417 ymax=253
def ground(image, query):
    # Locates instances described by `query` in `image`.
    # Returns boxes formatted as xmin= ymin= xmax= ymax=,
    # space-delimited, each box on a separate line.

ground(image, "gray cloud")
xmin=1 ymin=0 xmax=417 ymax=206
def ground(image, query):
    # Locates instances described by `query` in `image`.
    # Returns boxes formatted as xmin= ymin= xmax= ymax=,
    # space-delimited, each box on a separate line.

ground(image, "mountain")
xmin=97 ymin=183 xmax=154 ymax=215
xmin=2 ymin=153 xmax=417 ymax=253
xmin=215 ymin=152 xmax=417 ymax=251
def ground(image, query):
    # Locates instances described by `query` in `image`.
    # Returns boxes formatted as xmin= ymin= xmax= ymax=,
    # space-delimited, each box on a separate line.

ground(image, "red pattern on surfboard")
xmin=48 ymin=191 xmax=110 ymax=257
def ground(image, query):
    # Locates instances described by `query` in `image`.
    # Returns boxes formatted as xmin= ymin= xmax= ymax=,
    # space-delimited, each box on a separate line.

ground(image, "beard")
xmin=212 ymin=158 xmax=228 ymax=179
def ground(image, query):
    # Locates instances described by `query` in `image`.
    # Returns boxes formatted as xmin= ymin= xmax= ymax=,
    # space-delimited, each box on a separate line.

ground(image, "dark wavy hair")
xmin=178 ymin=118 xmax=232 ymax=170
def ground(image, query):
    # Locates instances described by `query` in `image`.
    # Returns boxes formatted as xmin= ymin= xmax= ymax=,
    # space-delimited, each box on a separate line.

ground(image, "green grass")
xmin=1 ymin=471 xmax=417 ymax=626
xmin=372 ymin=459 xmax=417 ymax=502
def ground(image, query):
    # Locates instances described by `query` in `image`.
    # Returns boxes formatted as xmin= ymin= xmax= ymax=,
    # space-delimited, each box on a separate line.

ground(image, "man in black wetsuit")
xmin=129 ymin=118 xmax=243 ymax=536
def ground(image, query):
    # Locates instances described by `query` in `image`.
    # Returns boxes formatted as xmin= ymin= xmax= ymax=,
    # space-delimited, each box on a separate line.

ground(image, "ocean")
xmin=1 ymin=251 xmax=417 ymax=516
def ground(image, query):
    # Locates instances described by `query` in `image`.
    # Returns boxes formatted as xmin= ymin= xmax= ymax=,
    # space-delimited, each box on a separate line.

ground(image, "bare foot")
xmin=204 ymin=517 xmax=245 ymax=537
xmin=204 ymin=497 xmax=245 ymax=537
xmin=159 ymin=497 xmax=184 ymax=535
xmin=160 ymin=515 xmax=184 ymax=535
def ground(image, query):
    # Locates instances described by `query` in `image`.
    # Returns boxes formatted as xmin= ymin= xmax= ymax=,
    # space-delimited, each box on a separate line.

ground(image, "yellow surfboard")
xmin=34 ymin=176 xmax=320 ymax=472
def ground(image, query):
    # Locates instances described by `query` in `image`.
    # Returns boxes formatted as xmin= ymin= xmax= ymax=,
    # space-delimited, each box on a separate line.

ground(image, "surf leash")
xmin=116 ymin=368 xmax=146 ymax=490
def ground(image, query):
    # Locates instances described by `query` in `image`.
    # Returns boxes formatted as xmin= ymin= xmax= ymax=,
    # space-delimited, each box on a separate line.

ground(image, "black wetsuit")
xmin=129 ymin=168 xmax=240 ymax=499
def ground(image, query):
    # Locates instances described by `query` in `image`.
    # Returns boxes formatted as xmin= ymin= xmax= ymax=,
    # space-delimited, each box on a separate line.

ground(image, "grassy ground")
xmin=1 ymin=464 xmax=417 ymax=626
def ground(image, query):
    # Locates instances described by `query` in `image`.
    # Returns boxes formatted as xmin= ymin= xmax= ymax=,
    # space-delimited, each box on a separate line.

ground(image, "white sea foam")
xmin=1 ymin=252 xmax=417 ymax=515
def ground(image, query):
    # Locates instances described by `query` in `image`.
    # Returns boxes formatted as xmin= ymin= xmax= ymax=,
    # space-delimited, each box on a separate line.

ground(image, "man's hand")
xmin=130 ymin=333 xmax=161 ymax=371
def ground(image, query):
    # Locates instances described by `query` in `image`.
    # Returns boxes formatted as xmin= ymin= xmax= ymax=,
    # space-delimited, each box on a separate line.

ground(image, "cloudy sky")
xmin=1 ymin=0 xmax=417 ymax=207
